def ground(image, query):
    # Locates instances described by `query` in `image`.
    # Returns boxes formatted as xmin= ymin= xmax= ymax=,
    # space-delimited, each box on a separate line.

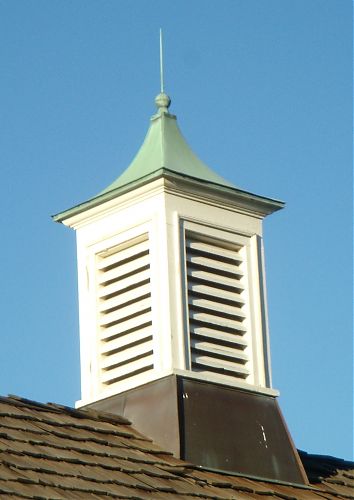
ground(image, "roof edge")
xmin=52 ymin=168 xmax=285 ymax=223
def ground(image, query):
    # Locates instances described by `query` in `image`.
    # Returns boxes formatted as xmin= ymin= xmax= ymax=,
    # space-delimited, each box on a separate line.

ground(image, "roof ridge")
xmin=3 ymin=395 xmax=131 ymax=426
xmin=48 ymin=403 xmax=132 ymax=426
xmin=298 ymin=449 xmax=354 ymax=467
xmin=5 ymin=395 xmax=63 ymax=413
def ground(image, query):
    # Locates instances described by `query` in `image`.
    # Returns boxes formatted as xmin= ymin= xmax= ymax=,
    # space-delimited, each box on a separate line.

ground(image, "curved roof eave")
xmin=53 ymin=93 xmax=284 ymax=223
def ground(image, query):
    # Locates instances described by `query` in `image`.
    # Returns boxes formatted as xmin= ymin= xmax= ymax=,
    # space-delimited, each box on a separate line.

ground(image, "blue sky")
xmin=0 ymin=0 xmax=352 ymax=460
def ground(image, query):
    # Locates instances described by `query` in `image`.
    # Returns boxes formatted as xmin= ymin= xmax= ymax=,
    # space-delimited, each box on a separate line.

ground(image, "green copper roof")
xmin=53 ymin=92 xmax=284 ymax=223
xmin=99 ymin=92 xmax=234 ymax=196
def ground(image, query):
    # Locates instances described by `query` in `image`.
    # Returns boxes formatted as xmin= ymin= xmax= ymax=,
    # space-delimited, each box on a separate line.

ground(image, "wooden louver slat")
xmin=186 ymin=234 xmax=249 ymax=381
xmin=97 ymin=235 xmax=153 ymax=386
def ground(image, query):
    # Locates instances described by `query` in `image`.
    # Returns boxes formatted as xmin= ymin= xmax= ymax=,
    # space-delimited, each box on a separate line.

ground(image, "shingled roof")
xmin=0 ymin=396 xmax=352 ymax=499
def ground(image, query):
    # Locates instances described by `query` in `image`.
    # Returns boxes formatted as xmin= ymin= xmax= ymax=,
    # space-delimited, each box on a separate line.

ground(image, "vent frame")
xmin=94 ymin=232 xmax=154 ymax=389
xmin=182 ymin=220 xmax=256 ymax=384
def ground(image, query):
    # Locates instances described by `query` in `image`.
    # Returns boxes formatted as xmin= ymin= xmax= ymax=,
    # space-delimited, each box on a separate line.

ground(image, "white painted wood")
xmin=189 ymin=312 xmax=246 ymax=332
xmin=101 ymin=355 xmax=154 ymax=384
xmin=190 ymin=325 xmax=248 ymax=346
xmin=100 ymin=326 xmax=153 ymax=355
xmin=186 ymin=254 xmax=243 ymax=277
xmin=191 ymin=355 xmax=249 ymax=377
xmin=190 ymin=340 xmax=249 ymax=361
xmin=189 ymin=298 xmax=246 ymax=320
xmin=187 ymin=268 xmax=245 ymax=290
xmin=100 ymin=311 xmax=152 ymax=341
xmin=185 ymin=232 xmax=252 ymax=382
xmin=99 ymin=298 xmax=151 ymax=327
xmin=186 ymin=239 xmax=243 ymax=261
xmin=101 ymin=340 xmax=153 ymax=369
xmin=97 ymin=254 xmax=150 ymax=285
xmin=188 ymin=283 xmax=245 ymax=305
xmin=98 ymin=269 xmax=150 ymax=299
xmin=99 ymin=283 xmax=150 ymax=313
xmin=97 ymin=239 xmax=149 ymax=270
xmin=69 ymin=173 xmax=274 ymax=406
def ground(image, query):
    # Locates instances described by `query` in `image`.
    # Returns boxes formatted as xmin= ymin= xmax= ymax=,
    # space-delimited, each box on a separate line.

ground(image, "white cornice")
xmin=58 ymin=175 xmax=283 ymax=231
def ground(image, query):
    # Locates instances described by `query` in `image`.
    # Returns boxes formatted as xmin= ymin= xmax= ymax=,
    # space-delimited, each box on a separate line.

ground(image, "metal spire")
xmin=159 ymin=28 xmax=164 ymax=93
xmin=155 ymin=29 xmax=171 ymax=112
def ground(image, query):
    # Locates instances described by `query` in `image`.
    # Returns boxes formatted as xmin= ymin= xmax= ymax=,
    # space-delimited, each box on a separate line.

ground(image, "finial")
xmin=155 ymin=92 xmax=171 ymax=112
xmin=155 ymin=29 xmax=171 ymax=113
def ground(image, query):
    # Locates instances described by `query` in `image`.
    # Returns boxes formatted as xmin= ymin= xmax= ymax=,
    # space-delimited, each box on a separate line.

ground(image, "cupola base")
xmin=83 ymin=374 xmax=307 ymax=484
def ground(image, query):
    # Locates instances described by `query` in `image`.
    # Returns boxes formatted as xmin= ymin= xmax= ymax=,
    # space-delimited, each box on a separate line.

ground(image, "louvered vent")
xmin=186 ymin=235 xmax=250 ymax=381
xmin=96 ymin=235 xmax=153 ymax=386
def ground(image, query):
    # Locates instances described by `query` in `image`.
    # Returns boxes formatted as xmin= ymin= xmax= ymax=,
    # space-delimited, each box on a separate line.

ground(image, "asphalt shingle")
xmin=0 ymin=396 xmax=352 ymax=500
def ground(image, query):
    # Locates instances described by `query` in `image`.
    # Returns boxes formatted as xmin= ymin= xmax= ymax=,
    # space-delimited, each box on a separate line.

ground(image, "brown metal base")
xmin=84 ymin=375 xmax=307 ymax=484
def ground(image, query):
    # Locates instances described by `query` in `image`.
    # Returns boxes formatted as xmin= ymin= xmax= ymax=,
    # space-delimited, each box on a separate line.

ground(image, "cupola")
xmin=54 ymin=92 xmax=307 ymax=484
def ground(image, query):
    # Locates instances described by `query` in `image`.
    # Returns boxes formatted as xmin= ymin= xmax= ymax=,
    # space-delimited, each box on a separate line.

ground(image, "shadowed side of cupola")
xmin=53 ymin=93 xmax=308 ymax=485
